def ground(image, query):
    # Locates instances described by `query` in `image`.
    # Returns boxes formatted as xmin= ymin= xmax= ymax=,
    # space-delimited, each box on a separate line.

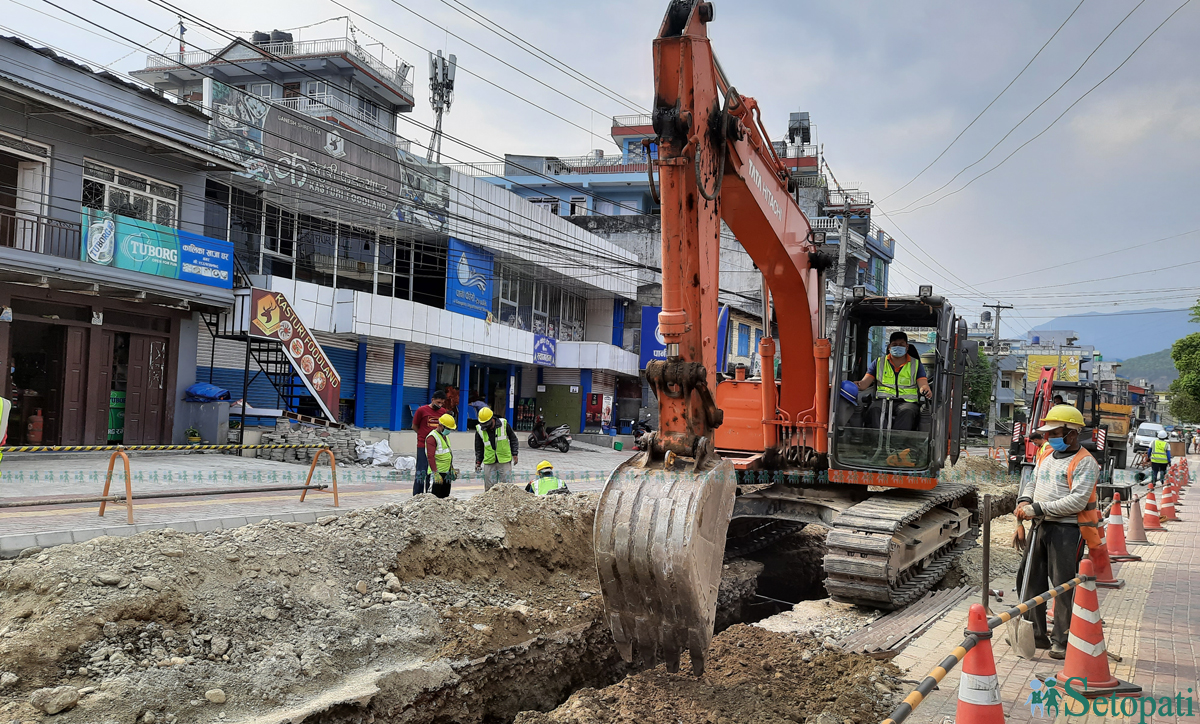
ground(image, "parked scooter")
xmin=527 ymin=415 xmax=573 ymax=453
xmin=632 ymin=418 xmax=654 ymax=451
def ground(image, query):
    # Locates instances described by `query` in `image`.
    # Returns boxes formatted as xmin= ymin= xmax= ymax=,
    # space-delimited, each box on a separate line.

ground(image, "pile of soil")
xmin=514 ymin=625 xmax=906 ymax=724
xmin=939 ymin=513 xmax=1024 ymax=590
xmin=945 ymin=454 xmax=1008 ymax=478
xmin=756 ymin=598 xmax=881 ymax=642
xmin=0 ymin=487 xmax=623 ymax=724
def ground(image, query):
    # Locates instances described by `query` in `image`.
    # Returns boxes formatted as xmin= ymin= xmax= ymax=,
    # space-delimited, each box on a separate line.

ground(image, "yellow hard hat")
xmin=438 ymin=413 xmax=456 ymax=429
xmin=478 ymin=407 xmax=493 ymax=423
xmin=536 ymin=460 xmax=554 ymax=473
xmin=1037 ymin=404 xmax=1084 ymax=432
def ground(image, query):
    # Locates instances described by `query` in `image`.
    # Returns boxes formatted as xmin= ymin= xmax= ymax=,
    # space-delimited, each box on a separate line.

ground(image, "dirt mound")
xmin=940 ymin=513 xmax=1024 ymax=590
xmin=514 ymin=625 xmax=906 ymax=724
xmin=0 ymin=486 xmax=619 ymax=724
xmin=945 ymin=454 xmax=1008 ymax=478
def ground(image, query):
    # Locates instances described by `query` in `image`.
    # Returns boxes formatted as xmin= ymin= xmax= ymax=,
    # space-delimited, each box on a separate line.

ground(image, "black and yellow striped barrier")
xmin=0 ymin=443 xmax=331 ymax=453
xmin=879 ymin=574 xmax=1094 ymax=724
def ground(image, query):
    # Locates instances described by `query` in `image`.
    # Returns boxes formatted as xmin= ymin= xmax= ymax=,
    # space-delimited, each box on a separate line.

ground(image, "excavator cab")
xmin=829 ymin=294 xmax=968 ymax=480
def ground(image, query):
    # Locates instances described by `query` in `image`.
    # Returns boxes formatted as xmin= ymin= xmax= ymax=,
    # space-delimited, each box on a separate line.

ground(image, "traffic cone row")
xmin=1125 ymin=495 xmax=1152 ymax=545
xmin=1160 ymin=482 xmax=1179 ymax=521
xmin=1143 ymin=484 xmax=1168 ymax=532
xmin=1049 ymin=558 xmax=1143 ymax=699
xmin=1105 ymin=494 xmax=1141 ymax=562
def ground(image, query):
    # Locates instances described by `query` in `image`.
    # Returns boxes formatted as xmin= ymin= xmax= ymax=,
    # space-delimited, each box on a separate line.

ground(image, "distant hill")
xmin=1115 ymin=348 xmax=1178 ymax=389
xmin=1030 ymin=308 xmax=1198 ymax=360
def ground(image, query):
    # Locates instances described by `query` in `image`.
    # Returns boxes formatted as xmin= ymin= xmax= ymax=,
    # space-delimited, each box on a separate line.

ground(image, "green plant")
xmin=185 ymin=426 xmax=201 ymax=438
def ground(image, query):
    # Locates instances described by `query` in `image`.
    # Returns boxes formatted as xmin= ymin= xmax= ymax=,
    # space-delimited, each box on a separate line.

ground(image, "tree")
xmin=1171 ymin=333 xmax=1200 ymax=401
xmin=965 ymin=347 xmax=993 ymax=422
xmin=1190 ymin=297 xmax=1200 ymax=324
xmin=1168 ymin=381 xmax=1200 ymax=424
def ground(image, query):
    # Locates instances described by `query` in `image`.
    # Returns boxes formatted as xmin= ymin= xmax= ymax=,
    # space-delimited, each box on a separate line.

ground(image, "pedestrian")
xmin=526 ymin=460 xmax=567 ymax=495
xmin=1148 ymin=430 xmax=1171 ymax=486
xmin=424 ymin=413 xmax=458 ymax=499
xmin=474 ymin=406 xmax=518 ymax=490
xmin=411 ymin=390 xmax=448 ymax=496
xmin=1015 ymin=404 xmax=1099 ymax=660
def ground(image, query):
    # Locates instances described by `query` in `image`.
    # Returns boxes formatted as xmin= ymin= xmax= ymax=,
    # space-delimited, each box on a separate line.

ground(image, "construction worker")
xmin=1148 ymin=430 xmax=1171 ymax=485
xmin=854 ymin=331 xmax=933 ymax=432
xmin=423 ymin=413 xmax=458 ymax=498
xmin=474 ymin=407 xmax=518 ymax=491
xmin=526 ymin=460 xmax=568 ymax=495
xmin=411 ymin=390 xmax=448 ymax=496
xmin=1015 ymin=404 xmax=1099 ymax=660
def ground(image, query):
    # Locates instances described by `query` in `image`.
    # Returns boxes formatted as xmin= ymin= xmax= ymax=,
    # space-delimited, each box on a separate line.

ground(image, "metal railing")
xmin=0 ymin=206 xmax=81 ymax=260
xmin=447 ymin=161 xmax=507 ymax=177
xmin=612 ymin=113 xmax=652 ymax=127
xmin=272 ymin=95 xmax=410 ymax=150
xmin=144 ymin=37 xmax=413 ymax=98
xmin=449 ymin=157 xmax=650 ymax=177
xmin=793 ymin=173 xmax=828 ymax=188
xmin=828 ymin=189 xmax=872 ymax=207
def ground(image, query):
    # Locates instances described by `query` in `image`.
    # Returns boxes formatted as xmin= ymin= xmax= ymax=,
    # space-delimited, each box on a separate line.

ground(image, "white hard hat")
xmin=1157 ymin=430 xmax=1169 ymax=439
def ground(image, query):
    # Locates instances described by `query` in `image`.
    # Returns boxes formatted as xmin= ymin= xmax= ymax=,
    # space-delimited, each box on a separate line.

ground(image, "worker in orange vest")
xmin=1015 ymin=404 xmax=1099 ymax=660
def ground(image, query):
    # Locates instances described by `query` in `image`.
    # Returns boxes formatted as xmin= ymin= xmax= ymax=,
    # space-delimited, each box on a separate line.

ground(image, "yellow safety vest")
xmin=531 ymin=475 xmax=564 ymax=495
xmin=478 ymin=418 xmax=513 ymax=465
xmin=1150 ymin=439 xmax=1170 ymax=464
xmin=876 ymin=356 xmax=919 ymax=402
xmin=426 ymin=430 xmax=452 ymax=475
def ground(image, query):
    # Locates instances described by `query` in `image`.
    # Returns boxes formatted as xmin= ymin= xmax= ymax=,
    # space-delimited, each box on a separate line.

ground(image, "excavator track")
xmin=823 ymin=482 xmax=978 ymax=609
xmin=723 ymin=520 xmax=805 ymax=559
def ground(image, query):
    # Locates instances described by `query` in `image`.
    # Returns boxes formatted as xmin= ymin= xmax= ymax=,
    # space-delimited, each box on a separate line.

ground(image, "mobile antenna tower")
xmin=427 ymin=50 xmax=457 ymax=163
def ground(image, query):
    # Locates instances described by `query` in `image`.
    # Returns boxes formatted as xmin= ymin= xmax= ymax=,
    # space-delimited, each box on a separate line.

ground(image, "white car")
xmin=1133 ymin=422 xmax=1165 ymax=452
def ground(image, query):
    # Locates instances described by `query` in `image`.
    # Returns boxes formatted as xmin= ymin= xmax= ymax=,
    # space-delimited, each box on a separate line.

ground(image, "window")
xmin=569 ymin=196 xmax=587 ymax=215
xmin=305 ymin=81 xmax=328 ymax=98
xmin=263 ymin=204 xmax=295 ymax=279
xmin=529 ymin=197 xmax=560 ymax=216
xmin=357 ymin=94 xmax=379 ymax=121
xmin=737 ymin=323 xmax=750 ymax=356
xmin=296 ymin=215 xmax=335 ymax=286
xmin=203 ymin=180 xmax=230 ymax=241
xmin=558 ymin=291 xmax=585 ymax=341
xmin=336 ymin=223 xmax=375 ymax=293
xmin=1002 ymin=379 xmax=1012 ymax=389
xmin=248 ymin=82 xmax=273 ymax=98
xmin=755 ymin=328 xmax=763 ymax=352
xmin=532 ymin=282 xmax=550 ymax=335
xmin=229 ymin=187 xmax=262 ymax=274
xmin=412 ymin=236 xmax=447 ymax=308
xmin=82 ymin=160 xmax=179 ymax=227
xmin=494 ymin=264 xmax=522 ymax=329
xmin=375 ymin=235 xmax=413 ymax=299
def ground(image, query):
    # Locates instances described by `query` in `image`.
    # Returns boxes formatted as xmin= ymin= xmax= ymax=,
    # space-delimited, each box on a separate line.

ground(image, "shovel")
xmin=1006 ymin=523 xmax=1038 ymax=659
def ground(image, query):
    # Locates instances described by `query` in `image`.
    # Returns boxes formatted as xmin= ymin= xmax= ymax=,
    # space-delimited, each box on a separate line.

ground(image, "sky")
xmin=5 ymin=0 xmax=1200 ymax=346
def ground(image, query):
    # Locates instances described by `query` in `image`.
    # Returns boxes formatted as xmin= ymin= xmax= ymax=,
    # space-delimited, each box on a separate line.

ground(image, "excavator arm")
xmin=595 ymin=0 xmax=830 ymax=676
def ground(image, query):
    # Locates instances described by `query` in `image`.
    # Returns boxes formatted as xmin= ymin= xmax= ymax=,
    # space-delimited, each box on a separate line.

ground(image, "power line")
xmin=886 ymin=0 xmax=1150 ymax=214
xmin=879 ymin=0 xmax=1088 ymax=203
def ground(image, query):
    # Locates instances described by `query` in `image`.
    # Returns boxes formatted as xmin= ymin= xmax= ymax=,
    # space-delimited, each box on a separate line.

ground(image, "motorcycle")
xmin=527 ymin=415 xmax=572 ymax=453
xmin=632 ymin=418 xmax=654 ymax=451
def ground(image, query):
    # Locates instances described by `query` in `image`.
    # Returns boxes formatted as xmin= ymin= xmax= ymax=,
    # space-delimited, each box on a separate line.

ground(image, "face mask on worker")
xmin=889 ymin=345 xmax=907 ymax=358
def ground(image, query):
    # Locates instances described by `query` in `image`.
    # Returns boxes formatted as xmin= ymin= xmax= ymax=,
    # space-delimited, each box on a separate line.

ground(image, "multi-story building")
xmin=1096 ymin=361 xmax=1131 ymax=405
xmin=0 ymin=35 xmax=242 ymax=446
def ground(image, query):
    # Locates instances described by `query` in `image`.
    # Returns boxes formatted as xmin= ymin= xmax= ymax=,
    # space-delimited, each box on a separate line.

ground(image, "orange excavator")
xmin=594 ymin=0 xmax=979 ymax=675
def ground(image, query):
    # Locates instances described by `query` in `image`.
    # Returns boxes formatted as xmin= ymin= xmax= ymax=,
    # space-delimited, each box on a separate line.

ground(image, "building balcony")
xmin=0 ymin=206 xmax=80 ymax=260
xmin=449 ymin=154 xmax=650 ymax=178
xmin=139 ymin=36 xmax=414 ymax=108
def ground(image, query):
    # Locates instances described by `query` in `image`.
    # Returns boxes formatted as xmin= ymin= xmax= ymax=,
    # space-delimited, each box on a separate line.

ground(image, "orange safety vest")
xmin=1034 ymin=446 xmax=1102 ymax=547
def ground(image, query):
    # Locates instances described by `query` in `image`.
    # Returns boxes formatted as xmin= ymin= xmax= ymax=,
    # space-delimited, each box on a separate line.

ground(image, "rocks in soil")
xmin=30 ymin=686 xmax=80 ymax=714
xmin=204 ymin=688 xmax=226 ymax=704
xmin=514 ymin=625 xmax=906 ymax=724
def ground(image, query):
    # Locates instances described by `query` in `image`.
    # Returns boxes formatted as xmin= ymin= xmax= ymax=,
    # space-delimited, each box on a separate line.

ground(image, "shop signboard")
xmin=247 ymin=288 xmax=341 ymax=420
xmin=1027 ymin=353 xmax=1080 ymax=383
xmin=445 ymin=237 xmax=493 ymax=319
xmin=641 ymin=305 xmax=730 ymax=370
xmin=81 ymin=209 xmax=233 ymax=289
xmin=533 ymin=334 xmax=556 ymax=366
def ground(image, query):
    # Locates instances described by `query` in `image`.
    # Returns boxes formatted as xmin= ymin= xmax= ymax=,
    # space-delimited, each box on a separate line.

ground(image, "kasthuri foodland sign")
xmin=247 ymin=289 xmax=341 ymax=420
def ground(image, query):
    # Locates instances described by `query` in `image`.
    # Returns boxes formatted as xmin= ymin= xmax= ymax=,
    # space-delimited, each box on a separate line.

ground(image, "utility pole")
xmin=983 ymin=303 xmax=1013 ymax=446
xmin=426 ymin=50 xmax=457 ymax=163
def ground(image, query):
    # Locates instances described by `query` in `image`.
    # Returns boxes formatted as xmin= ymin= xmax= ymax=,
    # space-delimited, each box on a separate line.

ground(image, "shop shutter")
xmin=543 ymin=369 xmax=580 ymax=386
xmin=311 ymin=331 xmax=359 ymax=351
xmin=365 ymin=342 xmax=393 ymax=385
xmin=592 ymin=371 xmax=617 ymax=396
xmin=404 ymin=345 xmax=431 ymax=388
xmin=196 ymin=325 xmax=250 ymax=370
xmin=520 ymin=365 xmax=538 ymax=397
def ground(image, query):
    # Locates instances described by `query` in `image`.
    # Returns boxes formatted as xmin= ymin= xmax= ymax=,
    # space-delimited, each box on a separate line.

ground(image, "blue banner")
xmin=534 ymin=334 xmax=556 ymax=367
xmin=81 ymin=209 xmax=233 ymax=289
xmin=640 ymin=305 xmax=731 ymax=370
xmin=445 ymin=237 xmax=493 ymax=319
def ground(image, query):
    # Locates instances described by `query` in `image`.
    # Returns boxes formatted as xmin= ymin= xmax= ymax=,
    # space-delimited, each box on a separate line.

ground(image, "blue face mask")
xmin=890 ymin=346 xmax=907 ymax=358
xmin=1048 ymin=436 xmax=1070 ymax=452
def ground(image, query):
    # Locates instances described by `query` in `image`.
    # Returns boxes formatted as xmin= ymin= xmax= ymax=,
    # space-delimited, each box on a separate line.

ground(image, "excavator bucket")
xmin=593 ymin=451 xmax=737 ymax=675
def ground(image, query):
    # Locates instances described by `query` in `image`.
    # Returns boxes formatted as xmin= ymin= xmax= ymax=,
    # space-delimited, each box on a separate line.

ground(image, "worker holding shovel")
xmin=1013 ymin=405 xmax=1099 ymax=660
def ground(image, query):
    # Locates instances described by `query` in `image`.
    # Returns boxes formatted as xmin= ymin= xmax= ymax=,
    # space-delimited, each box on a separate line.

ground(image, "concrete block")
xmin=292 ymin=511 xmax=318 ymax=524
xmin=102 ymin=526 xmax=137 ymax=537
xmin=164 ymin=520 xmax=198 ymax=534
xmin=218 ymin=517 xmax=249 ymax=530
xmin=134 ymin=523 xmax=164 ymax=534
xmin=34 ymin=530 xmax=75 ymax=548
xmin=194 ymin=518 xmax=223 ymax=533
xmin=0 ymin=534 xmax=40 ymax=556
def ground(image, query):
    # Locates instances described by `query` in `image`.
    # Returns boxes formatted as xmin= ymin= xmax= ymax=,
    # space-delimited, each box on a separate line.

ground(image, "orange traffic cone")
xmin=1161 ymin=483 xmax=1179 ymax=521
xmin=956 ymin=603 xmax=1005 ymax=724
xmin=1143 ymin=484 xmax=1168 ymax=532
xmin=1125 ymin=495 xmax=1152 ymax=545
xmin=1088 ymin=529 xmax=1124 ymax=589
xmin=1049 ymin=559 xmax=1142 ymax=698
xmin=1105 ymin=494 xmax=1141 ymax=562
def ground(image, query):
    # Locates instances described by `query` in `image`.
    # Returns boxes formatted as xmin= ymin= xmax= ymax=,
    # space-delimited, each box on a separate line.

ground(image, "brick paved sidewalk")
xmin=896 ymin=456 xmax=1200 ymax=723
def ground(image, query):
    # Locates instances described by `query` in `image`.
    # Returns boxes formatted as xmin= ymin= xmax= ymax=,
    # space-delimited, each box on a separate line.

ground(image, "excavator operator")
xmin=854 ymin=331 xmax=933 ymax=432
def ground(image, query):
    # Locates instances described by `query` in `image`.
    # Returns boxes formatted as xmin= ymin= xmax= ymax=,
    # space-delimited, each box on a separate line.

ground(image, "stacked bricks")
xmin=257 ymin=418 xmax=358 ymax=464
